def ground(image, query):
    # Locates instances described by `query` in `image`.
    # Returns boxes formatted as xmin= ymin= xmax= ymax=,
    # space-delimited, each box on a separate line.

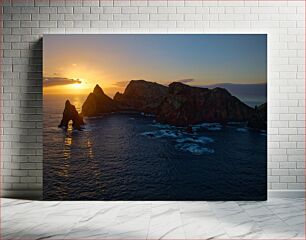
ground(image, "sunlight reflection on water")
xmin=86 ymin=139 xmax=94 ymax=159
xmin=63 ymin=120 xmax=73 ymax=161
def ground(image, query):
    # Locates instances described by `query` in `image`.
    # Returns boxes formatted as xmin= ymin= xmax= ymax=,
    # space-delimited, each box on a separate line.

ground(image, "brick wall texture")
xmin=0 ymin=0 xmax=305 ymax=197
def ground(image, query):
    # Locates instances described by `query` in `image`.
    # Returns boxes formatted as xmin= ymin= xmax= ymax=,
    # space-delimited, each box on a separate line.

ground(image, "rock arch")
xmin=58 ymin=100 xmax=85 ymax=130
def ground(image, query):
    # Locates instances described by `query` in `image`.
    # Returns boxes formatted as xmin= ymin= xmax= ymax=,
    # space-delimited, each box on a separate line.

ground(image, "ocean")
xmin=43 ymin=94 xmax=267 ymax=200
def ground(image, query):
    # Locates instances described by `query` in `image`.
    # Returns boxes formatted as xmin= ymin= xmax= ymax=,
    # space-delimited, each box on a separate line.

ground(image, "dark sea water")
xmin=43 ymin=95 xmax=267 ymax=200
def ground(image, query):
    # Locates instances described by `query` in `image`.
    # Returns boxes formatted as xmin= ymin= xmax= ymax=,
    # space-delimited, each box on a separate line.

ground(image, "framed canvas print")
xmin=43 ymin=34 xmax=267 ymax=200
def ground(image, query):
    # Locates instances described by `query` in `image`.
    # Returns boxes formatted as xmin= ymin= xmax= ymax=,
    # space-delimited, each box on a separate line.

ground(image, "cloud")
xmin=177 ymin=78 xmax=195 ymax=84
xmin=113 ymin=81 xmax=130 ymax=88
xmin=43 ymin=77 xmax=81 ymax=87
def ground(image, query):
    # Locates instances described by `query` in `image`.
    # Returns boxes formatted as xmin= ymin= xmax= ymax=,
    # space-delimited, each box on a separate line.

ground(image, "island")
xmin=58 ymin=80 xmax=267 ymax=131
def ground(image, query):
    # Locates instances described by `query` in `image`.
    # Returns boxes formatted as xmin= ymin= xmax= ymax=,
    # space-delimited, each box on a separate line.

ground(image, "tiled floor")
xmin=2 ymin=198 xmax=305 ymax=239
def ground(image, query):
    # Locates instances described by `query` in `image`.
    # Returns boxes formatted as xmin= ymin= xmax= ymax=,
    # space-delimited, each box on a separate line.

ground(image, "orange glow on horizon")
xmin=43 ymin=76 xmax=123 ymax=98
xmin=43 ymin=58 xmax=125 ymax=96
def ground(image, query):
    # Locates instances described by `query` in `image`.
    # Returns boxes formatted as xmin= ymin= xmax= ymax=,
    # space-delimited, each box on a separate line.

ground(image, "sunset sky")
xmin=43 ymin=34 xmax=267 ymax=97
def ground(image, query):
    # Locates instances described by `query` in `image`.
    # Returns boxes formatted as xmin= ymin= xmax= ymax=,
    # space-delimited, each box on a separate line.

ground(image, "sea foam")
xmin=176 ymin=136 xmax=214 ymax=144
xmin=150 ymin=123 xmax=176 ymax=129
xmin=175 ymin=143 xmax=214 ymax=155
xmin=141 ymin=125 xmax=215 ymax=155
xmin=141 ymin=129 xmax=182 ymax=139
xmin=193 ymin=123 xmax=222 ymax=131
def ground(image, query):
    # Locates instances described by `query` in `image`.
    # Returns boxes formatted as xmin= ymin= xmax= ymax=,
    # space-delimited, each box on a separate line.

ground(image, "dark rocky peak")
xmin=168 ymin=82 xmax=209 ymax=95
xmin=82 ymin=84 xmax=118 ymax=117
xmin=129 ymin=79 xmax=146 ymax=84
xmin=65 ymin=99 xmax=71 ymax=108
xmin=168 ymin=81 xmax=186 ymax=88
xmin=168 ymin=82 xmax=232 ymax=97
xmin=168 ymin=82 xmax=187 ymax=91
xmin=124 ymin=80 xmax=168 ymax=95
xmin=93 ymin=84 xmax=104 ymax=95
xmin=113 ymin=92 xmax=123 ymax=100
xmin=124 ymin=79 xmax=146 ymax=92
xmin=58 ymin=100 xmax=85 ymax=130
xmin=127 ymin=79 xmax=151 ymax=86
xmin=211 ymin=87 xmax=232 ymax=96
xmin=114 ymin=80 xmax=168 ymax=113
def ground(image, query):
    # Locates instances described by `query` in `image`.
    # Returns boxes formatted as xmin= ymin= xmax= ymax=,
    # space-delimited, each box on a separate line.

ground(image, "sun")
xmin=70 ymin=78 xmax=85 ymax=89
xmin=72 ymin=83 xmax=82 ymax=89
xmin=66 ymin=78 xmax=92 ymax=94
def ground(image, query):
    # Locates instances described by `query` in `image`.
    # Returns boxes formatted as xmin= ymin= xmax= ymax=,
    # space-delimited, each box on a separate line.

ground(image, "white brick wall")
xmin=1 ymin=0 xmax=305 ymax=198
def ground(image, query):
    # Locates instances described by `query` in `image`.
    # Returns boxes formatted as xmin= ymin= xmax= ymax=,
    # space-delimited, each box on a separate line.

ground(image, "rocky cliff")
xmin=59 ymin=80 xmax=267 ymax=130
xmin=156 ymin=82 xmax=254 ymax=126
xmin=114 ymin=80 xmax=168 ymax=113
xmin=247 ymin=103 xmax=267 ymax=130
xmin=58 ymin=100 xmax=85 ymax=130
xmin=82 ymin=84 xmax=118 ymax=116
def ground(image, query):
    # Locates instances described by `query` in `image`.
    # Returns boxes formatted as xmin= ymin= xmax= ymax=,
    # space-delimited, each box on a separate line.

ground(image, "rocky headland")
xmin=156 ymin=82 xmax=254 ymax=126
xmin=59 ymin=80 xmax=267 ymax=131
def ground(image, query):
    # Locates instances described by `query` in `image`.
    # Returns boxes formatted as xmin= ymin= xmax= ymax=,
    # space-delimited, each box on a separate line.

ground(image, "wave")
xmin=141 ymin=129 xmax=183 ymax=139
xmin=193 ymin=123 xmax=222 ymax=131
xmin=176 ymin=136 xmax=214 ymax=144
xmin=175 ymin=143 xmax=214 ymax=155
xmin=150 ymin=123 xmax=177 ymax=129
xmin=141 ymin=126 xmax=215 ymax=155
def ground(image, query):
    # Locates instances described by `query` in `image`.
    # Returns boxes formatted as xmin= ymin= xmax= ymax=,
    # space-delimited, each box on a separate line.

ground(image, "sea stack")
xmin=58 ymin=100 xmax=85 ymax=130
